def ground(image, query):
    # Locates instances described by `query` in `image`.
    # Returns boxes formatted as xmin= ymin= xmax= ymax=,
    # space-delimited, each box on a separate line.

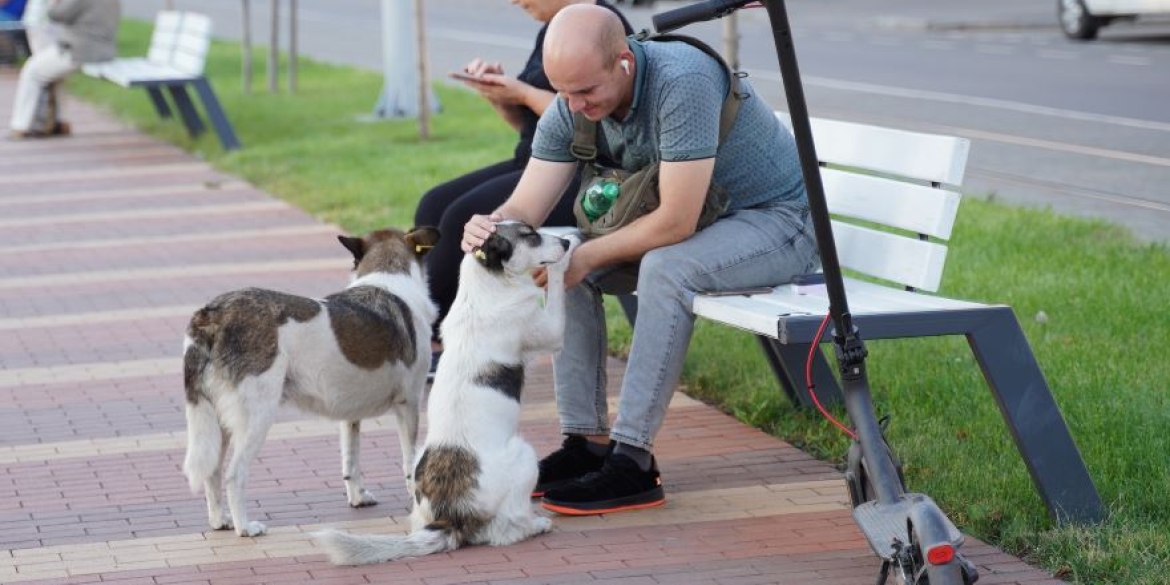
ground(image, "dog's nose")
xmin=559 ymin=239 xmax=570 ymax=250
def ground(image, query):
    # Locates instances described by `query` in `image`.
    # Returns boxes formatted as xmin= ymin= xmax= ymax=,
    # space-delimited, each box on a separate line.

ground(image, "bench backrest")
xmin=775 ymin=114 xmax=970 ymax=292
xmin=146 ymin=11 xmax=212 ymax=76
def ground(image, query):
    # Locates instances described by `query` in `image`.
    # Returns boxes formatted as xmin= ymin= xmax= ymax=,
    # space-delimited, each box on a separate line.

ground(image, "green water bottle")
xmin=583 ymin=180 xmax=620 ymax=222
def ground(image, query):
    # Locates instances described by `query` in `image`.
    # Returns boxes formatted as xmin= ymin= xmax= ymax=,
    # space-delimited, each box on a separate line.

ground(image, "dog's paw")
xmin=209 ymin=516 xmax=233 ymax=531
xmin=348 ymin=488 xmax=378 ymax=508
xmin=533 ymin=516 xmax=553 ymax=534
xmin=563 ymin=233 xmax=582 ymax=255
xmin=236 ymin=520 xmax=267 ymax=537
xmin=548 ymin=234 xmax=580 ymax=274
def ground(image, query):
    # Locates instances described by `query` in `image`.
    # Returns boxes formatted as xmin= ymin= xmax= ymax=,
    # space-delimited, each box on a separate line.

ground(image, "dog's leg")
xmin=340 ymin=421 xmax=377 ymax=507
xmin=529 ymin=264 xmax=569 ymax=352
xmin=222 ymin=391 xmax=278 ymax=537
xmin=392 ymin=401 xmax=420 ymax=496
xmin=206 ymin=429 xmax=232 ymax=530
xmin=476 ymin=439 xmax=552 ymax=547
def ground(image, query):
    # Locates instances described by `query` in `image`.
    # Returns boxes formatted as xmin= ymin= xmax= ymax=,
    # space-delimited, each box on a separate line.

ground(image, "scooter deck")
xmin=852 ymin=493 xmax=964 ymax=560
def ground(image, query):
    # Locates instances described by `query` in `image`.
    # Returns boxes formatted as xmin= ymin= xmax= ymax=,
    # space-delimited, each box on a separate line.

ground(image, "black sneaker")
xmin=540 ymin=453 xmax=665 ymax=515
xmin=532 ymin=435 xmax=608 ymax=497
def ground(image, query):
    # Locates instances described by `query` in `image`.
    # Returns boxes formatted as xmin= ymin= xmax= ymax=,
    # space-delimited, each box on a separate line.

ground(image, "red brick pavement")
xmin=0 ymin=70 xmax=1064 ymax=584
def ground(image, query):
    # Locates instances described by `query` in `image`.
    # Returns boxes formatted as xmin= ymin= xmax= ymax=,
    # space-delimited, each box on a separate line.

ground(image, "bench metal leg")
xmin=146 ymin=87 xmax=172 ymax=119
xmin=757 ymin=337 xmax=842 ymax=408
xmin=967 ymin=307 xmax=1104 ymax=524
xmin=193 ymin=78 xmax=242 ymax=151
xmin=167 ymin=84 xmax=206 ymax=139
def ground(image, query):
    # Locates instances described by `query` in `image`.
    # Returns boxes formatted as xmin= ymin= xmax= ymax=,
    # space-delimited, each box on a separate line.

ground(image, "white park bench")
xmin=688 ymin=114 xmax=1102 ymax=524
xmin=82 ymin=11 xmax=240 ymax=151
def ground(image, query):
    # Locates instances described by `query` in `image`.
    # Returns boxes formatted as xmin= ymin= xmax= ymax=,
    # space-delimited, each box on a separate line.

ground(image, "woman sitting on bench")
xmin=7 ymin=0 xmax=119 ymax=139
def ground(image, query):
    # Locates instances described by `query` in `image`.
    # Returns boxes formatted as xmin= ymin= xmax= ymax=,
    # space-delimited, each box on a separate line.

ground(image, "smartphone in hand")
xmin=449 ymin=71 xmax=502 ymax=85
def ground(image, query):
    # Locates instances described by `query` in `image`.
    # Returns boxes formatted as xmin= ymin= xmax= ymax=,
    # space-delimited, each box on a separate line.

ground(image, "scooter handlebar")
xmin=651 ymin=0 xmax=742 ymax=33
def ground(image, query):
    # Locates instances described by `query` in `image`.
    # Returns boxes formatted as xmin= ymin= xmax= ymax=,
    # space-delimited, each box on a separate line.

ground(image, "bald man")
xmin=463 ymin=4 xmax=818 ymax=515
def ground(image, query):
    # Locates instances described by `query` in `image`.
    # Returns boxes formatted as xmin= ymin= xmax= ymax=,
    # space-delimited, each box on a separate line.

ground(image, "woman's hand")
xmin=470 ymin=75 xmax=531 ymax=107
xmin=461 ymin=58 xmax=503 ymax=78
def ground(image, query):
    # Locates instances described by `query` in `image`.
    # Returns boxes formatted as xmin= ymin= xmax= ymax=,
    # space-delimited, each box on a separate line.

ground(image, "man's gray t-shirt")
xmin=532 ymin=37 xmax=806 ymax=211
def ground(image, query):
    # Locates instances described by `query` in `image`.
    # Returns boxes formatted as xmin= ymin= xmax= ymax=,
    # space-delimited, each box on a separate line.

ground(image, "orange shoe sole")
xmin=541 ymin=497 xmax=665 ymax=516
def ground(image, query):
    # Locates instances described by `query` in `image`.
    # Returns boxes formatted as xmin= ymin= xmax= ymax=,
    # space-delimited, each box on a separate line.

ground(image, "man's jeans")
xmin=552 ymin=201 xmax=819 ymax=450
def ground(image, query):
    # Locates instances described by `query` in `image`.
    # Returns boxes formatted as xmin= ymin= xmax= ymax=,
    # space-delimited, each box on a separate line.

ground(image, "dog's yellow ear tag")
xmin=473 ymin=248 xmax=487 ymax=261
xmin=415 ymin=244 xmax=434 ymax=254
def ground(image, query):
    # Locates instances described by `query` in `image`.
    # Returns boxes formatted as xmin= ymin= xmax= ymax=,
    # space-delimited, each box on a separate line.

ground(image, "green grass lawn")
xmin=68 ymin=19 xmax=1170 ymax=584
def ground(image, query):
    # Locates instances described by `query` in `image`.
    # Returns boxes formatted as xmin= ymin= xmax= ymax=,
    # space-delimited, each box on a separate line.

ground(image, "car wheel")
xmin=1058 ymin=0 xmax=1101 ymax=40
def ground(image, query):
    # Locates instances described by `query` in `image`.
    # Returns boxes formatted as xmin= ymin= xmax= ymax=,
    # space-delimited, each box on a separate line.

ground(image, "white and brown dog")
xmin=182 ymin=227 xmax=440 ymax=537
xmin=314 ymin=221 xmax=575 ymax=564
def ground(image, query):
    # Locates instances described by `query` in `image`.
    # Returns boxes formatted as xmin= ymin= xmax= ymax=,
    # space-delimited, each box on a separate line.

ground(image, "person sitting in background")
xmin=20 ymin=0 xmax=54 ymax=54
xmin=413 ymin=0 xmax=632 ymax=379
xmin=7 ymin=0 xmax=119 ymax=139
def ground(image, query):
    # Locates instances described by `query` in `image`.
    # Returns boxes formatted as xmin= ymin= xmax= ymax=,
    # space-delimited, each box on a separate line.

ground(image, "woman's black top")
xmin=512 ymin=0 xmax=634 ymax=162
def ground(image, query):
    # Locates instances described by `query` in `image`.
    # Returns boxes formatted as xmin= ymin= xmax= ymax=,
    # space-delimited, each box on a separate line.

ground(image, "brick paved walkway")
xmin=0 ymin=71 xmax=1064 ymax=585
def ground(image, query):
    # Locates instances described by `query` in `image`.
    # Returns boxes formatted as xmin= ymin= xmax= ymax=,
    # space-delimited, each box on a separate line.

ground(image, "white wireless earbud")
xmin=620 ymin=59 xmax=631 ymax=75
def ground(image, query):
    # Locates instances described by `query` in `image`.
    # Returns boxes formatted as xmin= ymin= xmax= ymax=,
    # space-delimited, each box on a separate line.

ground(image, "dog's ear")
xmin=474 ymin=231 xmax=512 ymax=272
xmin=338 ymin=235 xmax=365 ymax=267
xmin=405 ymin=226 xmax=440 ymax=258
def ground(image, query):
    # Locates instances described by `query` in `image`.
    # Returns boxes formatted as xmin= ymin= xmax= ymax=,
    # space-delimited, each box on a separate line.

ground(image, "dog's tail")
xmin=312 ymin=525 xmax=459 ymax=565
xmin=182 ymin=308 xmax=222 ymax=494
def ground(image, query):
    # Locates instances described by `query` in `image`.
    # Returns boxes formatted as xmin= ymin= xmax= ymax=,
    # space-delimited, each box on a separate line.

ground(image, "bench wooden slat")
xmin=822 ymin=168 xmax=961 ymax=240
xmin=777 ymin=114 xmax=970 ymax=187
xmin=832 ymin=220 xmax=948 ymax=291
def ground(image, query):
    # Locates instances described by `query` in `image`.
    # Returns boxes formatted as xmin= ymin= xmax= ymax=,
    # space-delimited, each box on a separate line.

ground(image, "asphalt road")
xmin=125 ymin=0 xmax=1170 ymax=242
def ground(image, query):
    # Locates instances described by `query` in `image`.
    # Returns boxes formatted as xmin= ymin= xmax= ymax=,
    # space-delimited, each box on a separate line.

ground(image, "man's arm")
xmin=462 ymin=158 xmax=577 ymax=252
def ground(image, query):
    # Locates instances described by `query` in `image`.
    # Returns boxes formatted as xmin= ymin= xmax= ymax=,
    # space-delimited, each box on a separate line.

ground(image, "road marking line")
xmin=744 ymin=69 xmax=1170 ymax=134
xmin=1107 ymin=55 xmax=1151 ymax=66
xmin=969 ymin=167 xmax=1170 ymax=213
xmin=929 ymin=124 xmax=1170 ymax=168
xmin=430 ymin=27 xmax=531 ymax=50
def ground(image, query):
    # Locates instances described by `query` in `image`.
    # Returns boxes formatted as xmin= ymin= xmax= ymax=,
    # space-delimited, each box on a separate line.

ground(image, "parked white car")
xmin=1059 ymin=0 xmax=1170 ymax=39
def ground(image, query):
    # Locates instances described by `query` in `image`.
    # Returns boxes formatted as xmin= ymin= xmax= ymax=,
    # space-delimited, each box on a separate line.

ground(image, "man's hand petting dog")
xmin=462 ymin=212 xmax=501 ymax=254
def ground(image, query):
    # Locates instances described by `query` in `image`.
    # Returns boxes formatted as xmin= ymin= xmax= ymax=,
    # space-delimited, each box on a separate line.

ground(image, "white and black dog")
xmin=314 ymin=221 xmax=575 ymax=564
xmin=182 ymin=227 xmax=440 ymax=537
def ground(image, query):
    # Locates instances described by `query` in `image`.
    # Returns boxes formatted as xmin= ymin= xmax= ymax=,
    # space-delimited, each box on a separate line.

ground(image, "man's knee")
xmin=636 ymin=248 xmax=691 ymax=297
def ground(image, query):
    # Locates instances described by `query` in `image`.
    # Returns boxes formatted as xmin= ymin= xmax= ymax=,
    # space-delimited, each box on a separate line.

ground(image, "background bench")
xmin=82 ymin=11 xmax=240 ymax=151
xmin=690 ymin=114 xmax=1102 ymax=524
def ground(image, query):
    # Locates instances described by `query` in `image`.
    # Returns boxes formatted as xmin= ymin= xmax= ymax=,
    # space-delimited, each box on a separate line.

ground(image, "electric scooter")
xmin=650 ymin=1 xmax=979 ymax=583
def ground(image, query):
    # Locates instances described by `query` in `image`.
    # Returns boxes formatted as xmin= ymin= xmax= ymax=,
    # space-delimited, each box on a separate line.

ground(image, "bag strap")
xmin=570 ymin=111 xmax=599 ymax=162
xmin=569 ymin=32 xmax=746 ymax=163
